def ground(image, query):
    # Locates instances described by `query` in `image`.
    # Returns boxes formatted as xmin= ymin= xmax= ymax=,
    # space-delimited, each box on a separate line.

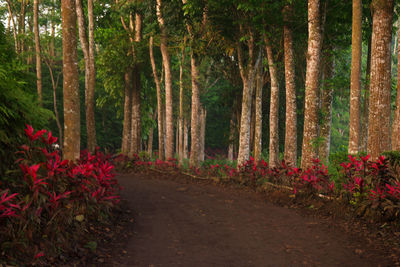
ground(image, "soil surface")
xmin=97 ymin=169 xmax=397 ymax=266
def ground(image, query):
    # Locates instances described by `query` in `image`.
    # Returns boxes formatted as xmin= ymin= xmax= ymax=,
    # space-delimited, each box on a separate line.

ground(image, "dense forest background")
xmin=1 ymin=0 xmax=400 ymax=174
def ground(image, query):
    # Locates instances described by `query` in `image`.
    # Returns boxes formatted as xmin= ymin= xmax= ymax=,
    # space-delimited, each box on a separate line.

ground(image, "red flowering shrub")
xmin=0 ymin=125 xmax=120 ymax=264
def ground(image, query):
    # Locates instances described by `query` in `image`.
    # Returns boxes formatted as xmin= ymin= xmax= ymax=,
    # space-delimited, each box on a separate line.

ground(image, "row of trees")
xmin=1 ymin=0 xmax=399 ymax=169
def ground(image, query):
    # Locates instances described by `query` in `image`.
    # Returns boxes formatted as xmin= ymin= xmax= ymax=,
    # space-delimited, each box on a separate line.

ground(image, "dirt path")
xmin=108 ymin=170 xmax=393 ymax=266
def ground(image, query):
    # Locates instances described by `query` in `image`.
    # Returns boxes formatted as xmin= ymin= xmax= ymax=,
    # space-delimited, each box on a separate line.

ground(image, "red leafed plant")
xmin=0 ymin=125 xmax=121 ymax=264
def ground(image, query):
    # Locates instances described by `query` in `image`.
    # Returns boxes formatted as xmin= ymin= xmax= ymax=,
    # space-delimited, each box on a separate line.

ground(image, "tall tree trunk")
xmin=318 ymin=50 xmax=334 ymax=163
xmin=367 ymin=0 xmax=394 ymax=160
xmin=254 ymin=61 xmax=263 ymax=163
xmin=392 ymin=24 xmax=400 ymax=150
xmin=50 ymin=0 xmax=55 ymax=59
xmin=301 ymin=0 xmax=323 ymax=169
xmin=18 ymin=0 xmax=26 ymax=54
xmin=33 ymin=0 xmax=42 ymax=104
xmin=86 ymin=0 xmax=97 ymax=152
xmin=228 ymin=115 xmax=235 ymax=161
xmin=265 ymin=37 xmax=279 ymax=168
xmin=45 ymin=60 xmax=63 ymax=146
xmin=199 ymin=107 xmax=206 ymax=162
xmin=361 ymin=29 xmax=372 ymax=152
xmin=189 ymin=53 xmax=200 ymax=166
xmin=62 ymin=0 xmax=80 ymax=161
xmin=184 ymin=118 xmax=188 ymax=159
xmin=348 ymin=0 xmax=362 ymax=155
xmin=129 ymin=13 xmax=142 ymax=156
xmin=148 ymin=113 xmax=155 ymax=157
xmin=178 ymin=40 xmax=185 ymax=166
xmin=283 ymin=3 xmax=297 ymax=167
xmin=149 ymin=35 xmax=165 ymax=160
xmin=6 ymin=2 xmax=18 ymax=52
xmin=236 ymin=29 xmax=260 ymax=168
xmin=156 ymin=0 xmax=174 ymax=160
xmin=121 ymin=70 xmax=132 ymax=154
xmin=76 ymin=0 xmax=96 ymax=152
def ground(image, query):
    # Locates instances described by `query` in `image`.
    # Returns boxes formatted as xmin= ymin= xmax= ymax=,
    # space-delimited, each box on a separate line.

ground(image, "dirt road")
xmin=109 ymin=170 xmax=393 ymax=266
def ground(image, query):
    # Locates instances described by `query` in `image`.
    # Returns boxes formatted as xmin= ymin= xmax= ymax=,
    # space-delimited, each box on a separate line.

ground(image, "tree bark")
xmin=265 ymin=37 xmax=279 ymax=168
xmin=33 ymin=0 xmax=42 ymax=104
xmin=149 ymin=35 xmax=165 ymax=160
xmin=189 ymin=53 xmax=201 ymax=167
xmin=348 ymin=0 xmax=362 ymax=155
xmin=199 ymin=107 xmax=206 ymax=162
xmin=179 ymin=38 xmax=186 ymax=166
xmin=121 ymin=69 xmax=132 ymax=154
xmin=318 ymin=50 xmax=334 ymax=163
xmin=62 ymin=0 xmax=80 ymax=161
xmin=156 ymin=0 xmax=174 ymax=160
xmin=254 ymin=60 xmax=263 ymax=163
xmin=392 ymin=23 xmax=400 ymax=150
xmin=129 ymin=13 xmax=142 ymax=156
xmin=361 ymin=29 xmax=372 ymax=152
xmin=87 ymin=0 xmax=97 ymax=152
xmin=184 ymin=118 xmax=188 ymax=159
xmin=236 ymin=28 xmax=261 ymax=168
xmin=76 ymin=0 xmax=96 ymax=153
xmin=301 ymin=0 xmax=323 ymax=169
xmin=283 ymin=3 xmax=297 ymax=167
xmin=367 ymin=0 xmax=394 ymax=160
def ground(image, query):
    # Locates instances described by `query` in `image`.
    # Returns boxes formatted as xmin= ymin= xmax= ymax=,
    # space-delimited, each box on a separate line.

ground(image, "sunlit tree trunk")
xmin=361 ymin=30 xmax=372 ymax=152
xmin=392 ymin=25 xmax=400 ymax=151
xmin=237 ymin=28 xmax=260 ymax=168
xmin=149 ymin=36 xmax=165 ymax=160
xmin=348 ymin=0 xmax=362 ymax=155
xmin=199 ymin=107 xmax=206 ymax=162
xmin=301 ymin=0 xmax=323 ymax=169
xmin=283 ymin=3 xmax=297 ymax=167
xmin=121 ymin=70 xmax=132 ymax=154
xmin=76 ymin=0 xmax=96 ymax=152
xmin=318 ymin=50 xmax=334 ymax=163
xmin=254 ymin=61 xmax=263 ymax=163
xmin=265 ymin=37 xmax=279 ymax=168
xmin=5 ymin=1 xmax=18 ymax=52
xmin=178 ymin=40 xmax=185 ymax=165
xmin=33 ymin=0 xmax=42 ymax=104
xmin=367 ymin=0 xmax=394 ymax=160
xmin=62 ymin=0 xmax=80 ymax=161
xmin=189 ymin=54 xmax=200 ymax=166
xmin=148 ymin=113 xmax=155 ymax=157
xmin=156 ymin=0 xmax=174 ymax=160
xmin=228 ymin=112 xmax=235 ymax=161
xmin=19 ymin=0 xmax=26 ymax=54
xmin=183 ymin=118 xmax=188 ymax=159
xmin=87 ymin=0 xmax=96 ymax=152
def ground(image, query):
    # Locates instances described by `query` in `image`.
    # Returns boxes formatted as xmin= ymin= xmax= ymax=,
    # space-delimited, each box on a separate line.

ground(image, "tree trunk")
xmin=149 ymin=35 xmax=165 ymax=160
xmin=254 ymin=60 xmax=263 ymax=163
xmin=76 ymin=0 xmax=96 ymax=153
xmin=129 ymin=13 xmax=142 ymax=156
xmin=33 ymin=0 xmax=42 ymax=104
xmin=301 ymin=0 xmax=323 ymax=169
xmin=348 ymin=0 xmax=362 ymax=155
xmin=199 ymin=107 xmax=206 ymax=162
xmin=62 ymin=0 xmax=80 ymax=161
xmin=156 ymin=0 xmax=174 ymax=160
xmin=318 ymin=50 xmax=334 ymax=163
xmin=178 ymin=42 xmax=185 ymax=164
xmin=189 ymin=53 xmax=200 ymax=167
xmin=45 ymin=60 xmax=63 ymax=146
xmin=18 ymin=0 xmax=26 ymax=54
xmin=228 ymin=112 xmax=236 ymax=161
xmin=392 ymin=24 xmax=400 ymax=150
xmin=6 ymin=2 xmax=18 ymax=52
xmin=121 ymin=70 xmax=132 ymax=154
xmin=367 ymin=0 xmax=394 ymax=160
xmin=265 ymin=37 xmax=279 ymax=168
xmin=148 ymin=113 xmax=155 ymax=157
xmin=184 ymin=118 xmax=188 ymax=159
xmin=361 ymin=29 xmax=372 ymax=152
xmin=283 ymin=3 xmax=297 ymax=167
xmin=87 ymin=0 xmax=97 ymax=152
xmin=236 ymin=29 xmax=260 ymax=168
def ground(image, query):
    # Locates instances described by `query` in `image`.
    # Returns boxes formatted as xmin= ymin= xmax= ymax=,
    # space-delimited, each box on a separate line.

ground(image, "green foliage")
xmin=0 ymin=23 xmax=53 ymax=175
xmin=382 ymin=151 xmax=400 ymax=168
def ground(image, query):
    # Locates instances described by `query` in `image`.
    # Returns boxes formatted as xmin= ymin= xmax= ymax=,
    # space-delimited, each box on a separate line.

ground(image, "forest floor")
xmin=82 ymin=169 xmax=400 ymax=266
